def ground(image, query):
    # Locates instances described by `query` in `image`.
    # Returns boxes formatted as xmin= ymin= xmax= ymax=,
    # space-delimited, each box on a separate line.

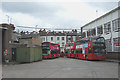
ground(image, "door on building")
xmin=12 ymin=48 xmax=16 ymax=61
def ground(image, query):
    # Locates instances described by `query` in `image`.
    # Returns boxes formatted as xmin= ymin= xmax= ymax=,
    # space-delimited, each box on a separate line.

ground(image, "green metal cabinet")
xmin=16 ymin=47 xmax=42 ymax=63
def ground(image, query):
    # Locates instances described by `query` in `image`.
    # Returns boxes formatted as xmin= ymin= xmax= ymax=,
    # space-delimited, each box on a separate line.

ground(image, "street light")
xmin=10 ymin=18 xmax=12 ymax=24
xmin=6 ymin=15 xmax=10 ymax=24
xmin=35 ymin=25 xmax=38 ymax=32
xmin=6 ymin=15 xmax=12 ymax=24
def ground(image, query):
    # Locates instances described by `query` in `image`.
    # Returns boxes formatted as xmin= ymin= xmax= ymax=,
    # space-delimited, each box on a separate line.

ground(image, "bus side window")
xmin=76 ymin=49 xmax=82 ymax=54
xmin=80 ymin=49 xmax=82 ymax=53
xmin=76 ymin=50 xmax=79 ymax=54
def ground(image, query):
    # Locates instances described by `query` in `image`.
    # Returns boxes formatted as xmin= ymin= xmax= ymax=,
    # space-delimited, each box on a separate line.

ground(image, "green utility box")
xmin=16 ymin=47 xmax=42 ymax=63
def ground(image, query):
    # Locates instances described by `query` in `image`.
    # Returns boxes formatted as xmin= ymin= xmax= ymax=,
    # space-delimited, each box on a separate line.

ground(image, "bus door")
xmin=51 ymin=50 xmax=56 ymax=58
xmin=85 ymin=47 xmax=88 ymax=59
xmin=82 ymin=46 xmax=85 ymax=54
xmin=82 ymin=44 xmax=88 ymax=59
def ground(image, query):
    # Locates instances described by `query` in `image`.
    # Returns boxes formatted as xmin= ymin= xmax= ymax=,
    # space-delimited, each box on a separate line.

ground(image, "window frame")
xmin=57 ymin=37 xmax=59 ymax=40
xmin=62 ymin=37 xmax=64 ymax=40
xmin=112 ymin=18 xmax=120 ymax=32
xmin=51 ymin=37 xmax=53 ymax=41
xmin=104 ymin=22 xmax=111 ymax=34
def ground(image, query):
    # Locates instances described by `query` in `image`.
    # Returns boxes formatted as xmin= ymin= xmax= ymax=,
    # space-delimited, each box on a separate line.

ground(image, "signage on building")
xmin=114 ymin=43 xmax=120 ymax=47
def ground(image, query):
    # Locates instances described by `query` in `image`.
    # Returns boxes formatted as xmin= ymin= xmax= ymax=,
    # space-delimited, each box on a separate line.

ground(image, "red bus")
xmin=70 ymin=42 xmax=75 ymax=58
xmin=74 ymin=36 xmax=106 ymax=60
xmin=64 ymin=43 xmax=71 ymax=57
xmin=64 ymin=42 xmax=75 ymax=58
xmin=42 ymin=42 xmax=60 ymax=59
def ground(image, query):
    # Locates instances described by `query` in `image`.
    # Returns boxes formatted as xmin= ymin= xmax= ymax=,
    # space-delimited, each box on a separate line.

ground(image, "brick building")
xmin=66 ymin=29 xmax=81 ymax=43
xmin=19 ymin=31 xmax=42 ymax=47
xmin=1 ymin=23 xmax=26 ymax=62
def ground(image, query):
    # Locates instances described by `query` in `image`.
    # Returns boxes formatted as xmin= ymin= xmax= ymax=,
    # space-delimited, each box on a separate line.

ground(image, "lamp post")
xmin=111 ymin=24 xmax=114 ymax=52
xmin=10 ymin=18 xmax=12 ymax=24
xmin=35 ymin=25 xmax=38 ymax=32
xmin=6 ymin=15 xmax=10 ymax=24
xmin=6 ymin=15 xmax=12 ymax=24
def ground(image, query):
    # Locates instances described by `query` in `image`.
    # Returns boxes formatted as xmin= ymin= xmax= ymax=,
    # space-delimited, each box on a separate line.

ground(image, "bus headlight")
xmin=88 ymin=48 xmax=92 ymax=53
xmin=89 ymin=48 xmax=91 ymax=50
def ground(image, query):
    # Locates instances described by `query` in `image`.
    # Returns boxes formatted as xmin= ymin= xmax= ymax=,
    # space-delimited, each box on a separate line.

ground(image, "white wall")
xmin=73 ymin=36 xmax=76 ymax=41
xmin=83 ymin=9 xmax=119 ymax=35
xmin=83 ymin=8 xmax=119 ymax=38
xmin=0 ymin=28 xmax=2 ymax=80
xmin=45 ymin=36 xmax=66 ymax=48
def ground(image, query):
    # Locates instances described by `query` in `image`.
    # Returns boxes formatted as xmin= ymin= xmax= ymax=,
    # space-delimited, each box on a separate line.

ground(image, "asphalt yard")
xmin=2 ymin=57 xmax=118 ymax=78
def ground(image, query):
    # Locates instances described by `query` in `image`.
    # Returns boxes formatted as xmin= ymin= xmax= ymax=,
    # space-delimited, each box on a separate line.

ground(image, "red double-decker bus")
xmin=64 ymin=43 xmax=71 ymax=57
xmin=64 ymin=42 xmax=75 ymax=58
xmin=74 ymin=36 xmax=106 ymax=60
xmin=70 ymin=42 xmax=75 ymax=58
xmin=42 ymin=42 xmax=60 ymax=59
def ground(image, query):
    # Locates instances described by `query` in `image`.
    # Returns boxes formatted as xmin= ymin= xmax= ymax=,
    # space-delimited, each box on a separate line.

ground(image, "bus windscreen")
xmin=42 ymin=42 xmax=49 ymax=47
xmin=92 ymin=37 xmax=106 ymax=55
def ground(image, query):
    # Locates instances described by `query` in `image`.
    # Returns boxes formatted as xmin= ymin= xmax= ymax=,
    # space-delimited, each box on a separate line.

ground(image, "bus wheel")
xmin=85 ymin=55 xmax=88 ymax=60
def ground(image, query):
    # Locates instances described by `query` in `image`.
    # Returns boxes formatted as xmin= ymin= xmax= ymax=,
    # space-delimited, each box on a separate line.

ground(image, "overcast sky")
xmin=0 ymin=0 xmax=119 ymax=32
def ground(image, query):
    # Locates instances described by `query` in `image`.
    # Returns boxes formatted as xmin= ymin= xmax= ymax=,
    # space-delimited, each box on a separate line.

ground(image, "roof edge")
xmin=81 ymin=6 xmax=120 ymax=28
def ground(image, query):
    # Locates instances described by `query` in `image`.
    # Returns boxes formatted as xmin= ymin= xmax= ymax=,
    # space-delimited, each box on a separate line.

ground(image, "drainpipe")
xmin=0 ymin=28 xmax=1 ymax=79
xmin=111 ymin=13 xmax=114 ymax=52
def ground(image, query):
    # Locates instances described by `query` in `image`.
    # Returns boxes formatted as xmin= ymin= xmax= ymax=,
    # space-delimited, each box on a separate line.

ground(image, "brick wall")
xmin=19 ymin=36 xmax=42 ymax=47
xmin=7 ymin=44 xmax=26 ymax=61
xmin=32 ymin=36 xmax=42 ymax=46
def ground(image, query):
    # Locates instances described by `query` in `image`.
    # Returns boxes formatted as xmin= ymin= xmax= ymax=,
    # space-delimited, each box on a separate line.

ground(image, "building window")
xmin=68 ymin=37 xmax=71 ymax=41
xmin=62 ymin=37 xmax=64 ymax=40
xmin=91 ymin=28 xmax=96 ymax=36
xmin=104 ymin=22 xmax=111 ymax=34
xmin=87 ymin=30 xmax=91 ymax=37
xmin=82 ymin=32 xmax=86 ymax=38
xmin=112 ymin=18 xmax=120 ymax=32
xmin=57 ymin=37 xmax=59 ymax=40
xmin=42 ymin=37 xmax=45 ymax=41
xmin=24 ymin=40 xmax=29 ymax=44
xmin=51 ymin=37 xmax=53 ymax=41
xmin=62 ymin=42 xmax=64 ymax=47
xmin=97 ymin=25 xmax=103 ymax=35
